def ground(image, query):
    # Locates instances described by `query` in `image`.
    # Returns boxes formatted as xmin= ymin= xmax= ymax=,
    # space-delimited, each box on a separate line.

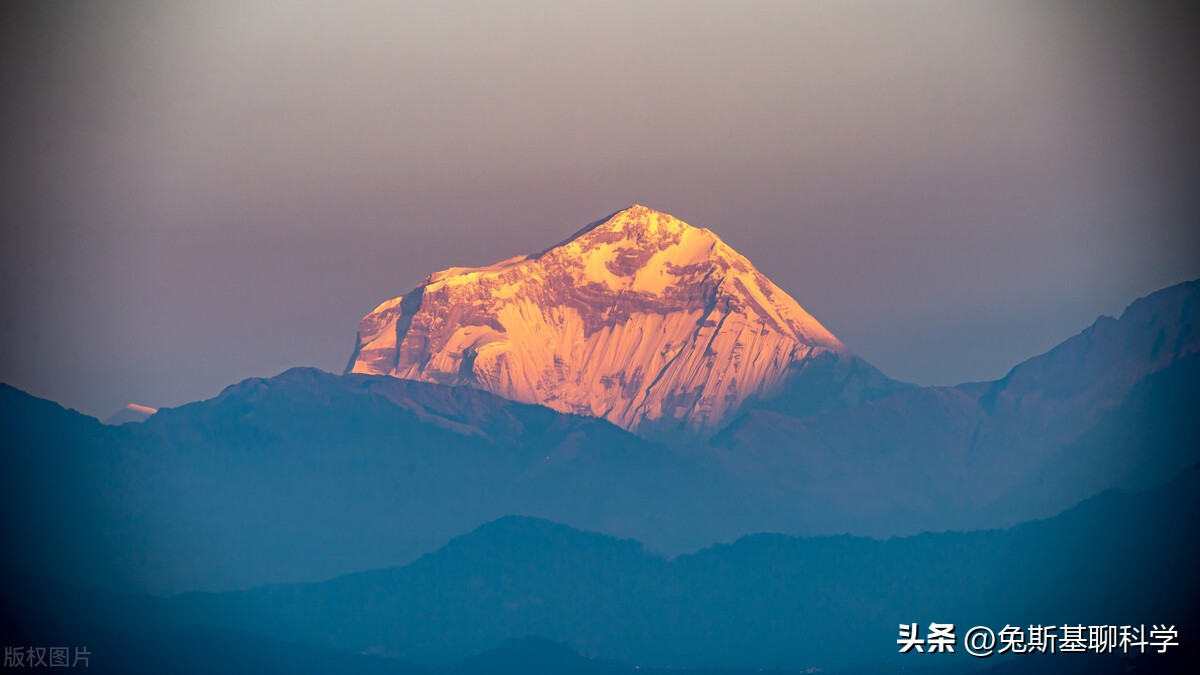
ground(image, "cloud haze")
xmin=1 ymin=0 xmax=1197 ymax=416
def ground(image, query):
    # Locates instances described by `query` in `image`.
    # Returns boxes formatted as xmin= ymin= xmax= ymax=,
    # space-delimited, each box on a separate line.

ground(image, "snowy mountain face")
xmin=347 ymin=205 xmax=847 ymax=435
xmin=102 ymin=403 xmax=157 ymax=425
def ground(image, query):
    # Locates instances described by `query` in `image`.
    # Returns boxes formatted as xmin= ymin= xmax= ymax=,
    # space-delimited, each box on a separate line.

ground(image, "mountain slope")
xmin=0 ymin=370 xmax=759 ymax=594
xmin=347 ymin=205 xmax=850 ymax=435
xmin=713 ymin=279 xmax=1200 ymax=532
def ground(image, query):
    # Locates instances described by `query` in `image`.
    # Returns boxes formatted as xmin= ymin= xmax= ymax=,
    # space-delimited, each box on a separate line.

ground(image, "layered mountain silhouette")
xmin=715 ymin=278 xmax=1200 ymax=530
xmin=347 ymin=206 xmax=879 ymax=436
xmin=4 ymin=466 xmax=1196 ymax=671
xmin=2 ymin=277 xmax=1196 ymax=595
xmin=1 ymin=207 xmax=1197 ymax=670
xmin=173 ymin=467 xmax=1200 ymax=669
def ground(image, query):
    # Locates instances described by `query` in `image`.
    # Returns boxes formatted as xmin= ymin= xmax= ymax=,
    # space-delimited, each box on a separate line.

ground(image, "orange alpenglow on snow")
xmin=346 ymin=205 xmax=846 ymax=434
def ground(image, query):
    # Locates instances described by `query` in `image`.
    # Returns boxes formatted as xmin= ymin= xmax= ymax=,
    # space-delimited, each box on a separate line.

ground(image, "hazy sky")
xmin=2 ymin=1 xmax=1197 ymax=418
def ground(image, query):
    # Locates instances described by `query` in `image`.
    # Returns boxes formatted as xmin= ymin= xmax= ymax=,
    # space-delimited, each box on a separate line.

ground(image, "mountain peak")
xmin=533 ymin=204 xmax=712 ymax=272
xmin=348 ymin=206 xmax=847 ymax=434
xmin=102 ymin=403 xmax=157 ymax=425
xmin=577 ymin=203 xmax=693 ymax=238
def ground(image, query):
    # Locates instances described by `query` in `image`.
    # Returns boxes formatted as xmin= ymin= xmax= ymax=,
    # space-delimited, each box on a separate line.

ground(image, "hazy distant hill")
xmin=713 ymin=279 xmax=1200 ymax=533
xmin=170 ymin=466 xmax=1198 ymax=669
xmin=0 ymin=370 xmax=737 ymax=593
xmin=4 ymin=466 xmax=1193 ymax=672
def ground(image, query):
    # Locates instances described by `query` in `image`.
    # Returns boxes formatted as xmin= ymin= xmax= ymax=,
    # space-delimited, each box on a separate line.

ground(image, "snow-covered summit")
xmin=347 ymin=205 xmax=847 ymax=434
xmin=102 ymin=403 xmax=158 ymax=425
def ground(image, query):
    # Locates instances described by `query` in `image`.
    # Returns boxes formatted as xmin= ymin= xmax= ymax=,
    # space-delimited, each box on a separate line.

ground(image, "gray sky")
xmin=2 ymin=0 xmax=1197 ymax=418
